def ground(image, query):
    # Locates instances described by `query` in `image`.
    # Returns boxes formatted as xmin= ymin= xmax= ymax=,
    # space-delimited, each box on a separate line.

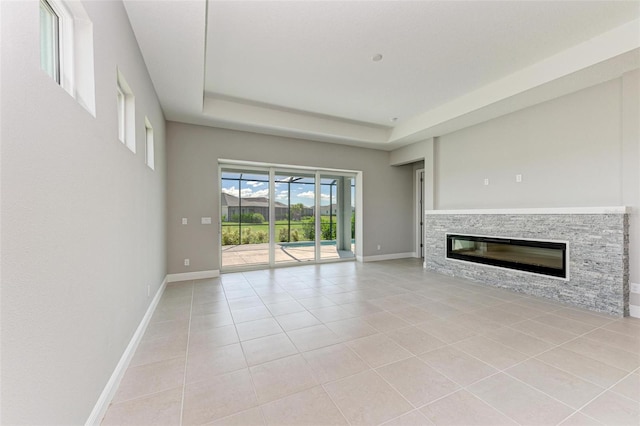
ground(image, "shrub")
xmin=278 ymin=227 xmax=288 ymax=242
xmin=230 ymin=213 xmax=265 ymax=223
xmin=222 ymin=228 xmax=239 ymax=245
xmin=241 ymin=228 xmax=253 ymax=244
xmin=291 ymin=229 xmax=300 ymax=242
xmin=301 ymin=217 xmax=315 ymax=240
xmin=303 ymin=216 xmax=337 ymax=240
xmin=255 ymin=230 xmax=268 ymax=243
xmin=249 ymin=213 xmax=265 ymax=223
xmin=351 ymin=212 xmax=355 ymax=238
xmin=321 ymin=219 xmax=335 ymax=240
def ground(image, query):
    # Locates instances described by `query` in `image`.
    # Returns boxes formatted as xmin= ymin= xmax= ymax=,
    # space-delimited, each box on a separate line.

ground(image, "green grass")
xmin=221 ymin=222 xmax=306 ymax=234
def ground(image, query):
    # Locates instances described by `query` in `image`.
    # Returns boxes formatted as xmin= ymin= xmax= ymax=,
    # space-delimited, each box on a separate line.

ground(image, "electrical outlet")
xmin=483 ymin=178 xmax=489 ymax=186
xmin=516 ymin=174 xmax=522 ymax=183
xmin=377 ymin=244 xmax=381 ymax=251
xmin=182 ymin=218 xmax=188 ymax=225
xmin=631 ymin=283 xmax=640 ymax=293
xmin=184 ymin=258 xmax=190 ymax=266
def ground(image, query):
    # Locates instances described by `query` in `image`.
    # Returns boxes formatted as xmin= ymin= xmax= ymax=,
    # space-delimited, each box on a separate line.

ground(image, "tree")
xmin=290 ymin=203 xmax=304 ymax=221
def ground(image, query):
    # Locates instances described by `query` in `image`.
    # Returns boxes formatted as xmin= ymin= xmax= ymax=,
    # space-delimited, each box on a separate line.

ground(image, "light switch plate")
xmin=201 ymin=217 xmax=212 ymax=225
xmin=181 ymin=218 xmax=188 ymax=225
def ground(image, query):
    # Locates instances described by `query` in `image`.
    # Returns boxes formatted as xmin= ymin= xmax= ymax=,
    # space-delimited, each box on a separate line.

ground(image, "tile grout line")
xmin=181 ymin=263 xmax=636 ymax=426
xmin=566 ymin=366 xmax=640 ymax=417
xmin=319 ymin=382 xmax=354 ymax=426
xmin=223 ymin=273 xmax=265 ymax=424
xmin=406 ymin=309 xmax=624 ymax=424
xmin=333 ymin=332 xmax=459 ymax=424
xmin=178 ymin=280 xmax=195 ymax=426
xmin=351 ymin=275 xmax=633 ymax=424
xmin=246 ymin=271 xmax=352 ymax=425
xmin=464 ymin=315 xmax=634 ymax=425
xmin=262 ymin=270 xmax=355 ymax=423
xmin=414 ymin=353 xmax=524 ymax=425
xmin=504 ymin=316 xmax=635 ymax=386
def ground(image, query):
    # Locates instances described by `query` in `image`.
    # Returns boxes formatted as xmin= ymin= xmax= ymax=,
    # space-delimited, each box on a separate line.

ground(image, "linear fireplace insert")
xmin=446 ymin=234 xmax=568 ymax=279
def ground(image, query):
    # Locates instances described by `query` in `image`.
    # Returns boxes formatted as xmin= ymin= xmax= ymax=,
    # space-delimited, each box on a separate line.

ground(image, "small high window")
xmin=40 ymin=0 xmax=60 ymax=83
xmin=145 ymin=117 xmax=155 ymax=170
xmin=38 ymin=0 xmax=96 ymax=115
xmin=116 ymin=70 xmax=135 ymax=152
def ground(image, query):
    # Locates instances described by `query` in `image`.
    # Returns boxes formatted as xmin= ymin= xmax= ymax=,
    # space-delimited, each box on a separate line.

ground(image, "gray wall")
xmin=394 ymin=70 xmax=640 ymax=314
xmin=166 ymin=122 xmax=414 ymax=274
xmin=435 ymin=78 xmax=623 ymax=209
xmin=1 ymin=1 xmax=166 ymax=424
xmin=621 ymin=71 xmax=640 ymax=309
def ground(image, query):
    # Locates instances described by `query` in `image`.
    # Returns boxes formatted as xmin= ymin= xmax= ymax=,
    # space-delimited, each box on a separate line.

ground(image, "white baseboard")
xmin=167 ymin=269 xmax=220 ymax=283
xmin=630 ymin=304 xmax=640 ymax=318
xmin=85 ymin=276 xmax=168 ymax=426
xmin=362 ymin=252 xmax=416 ymax=262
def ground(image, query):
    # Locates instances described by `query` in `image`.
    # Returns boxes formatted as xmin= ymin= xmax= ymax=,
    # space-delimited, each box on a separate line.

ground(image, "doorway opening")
xmin=416 ymin=169 xmax=425 ymax=259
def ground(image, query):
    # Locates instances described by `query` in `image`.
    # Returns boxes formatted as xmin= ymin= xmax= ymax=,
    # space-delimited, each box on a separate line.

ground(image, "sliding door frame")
xmin=219 ymin=160 xmax=362 ymax=271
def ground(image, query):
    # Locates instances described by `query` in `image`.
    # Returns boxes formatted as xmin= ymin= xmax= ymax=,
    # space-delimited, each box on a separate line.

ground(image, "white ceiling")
xmin=124 ymin=1 xmax=640 ymax=150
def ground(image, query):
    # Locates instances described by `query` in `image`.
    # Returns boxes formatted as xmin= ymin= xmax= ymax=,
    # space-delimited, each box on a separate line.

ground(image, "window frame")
xmin=38 ymin=0 xmax=96 ymax=116
xmin=116 ymin=70 xmax=136 ymax=153
xmin=40 ymin=0 xmax=61 ymax=83
xmin=144 ymin=117 xmax=155 ymax=170
xmin=117 ymin=83 xmax=126 ymax=143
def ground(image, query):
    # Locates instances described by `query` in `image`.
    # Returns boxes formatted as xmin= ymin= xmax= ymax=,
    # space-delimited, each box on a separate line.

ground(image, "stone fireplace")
xmin=424 ymin=207 xmax=630 ymax=316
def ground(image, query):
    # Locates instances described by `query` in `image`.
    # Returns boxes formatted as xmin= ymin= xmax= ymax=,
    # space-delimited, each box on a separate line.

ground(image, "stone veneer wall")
xmin=424 ymin=214 xmax=629 ymax=316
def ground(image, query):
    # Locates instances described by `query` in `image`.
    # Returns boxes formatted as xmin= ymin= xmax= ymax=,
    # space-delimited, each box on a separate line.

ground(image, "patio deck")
xmin=222 ymin=242 xmax=354 ymax=268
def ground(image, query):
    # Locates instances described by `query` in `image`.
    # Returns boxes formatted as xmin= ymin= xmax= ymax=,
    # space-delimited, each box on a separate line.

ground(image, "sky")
xmin=221 ymin=173 xmax=354 ymax=207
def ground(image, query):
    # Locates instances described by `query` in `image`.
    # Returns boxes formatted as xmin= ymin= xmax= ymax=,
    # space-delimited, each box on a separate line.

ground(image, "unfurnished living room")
xmin=1 ymin=1 xmax=640 ymax=425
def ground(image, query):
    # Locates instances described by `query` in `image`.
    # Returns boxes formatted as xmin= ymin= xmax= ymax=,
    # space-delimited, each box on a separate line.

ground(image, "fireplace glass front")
xmin=446 ymin=234 xmax=567 ymax=278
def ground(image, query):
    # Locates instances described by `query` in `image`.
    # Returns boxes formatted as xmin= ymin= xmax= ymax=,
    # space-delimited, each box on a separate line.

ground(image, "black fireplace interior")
xmin=446 ymin=234 xmax=567 ymax=278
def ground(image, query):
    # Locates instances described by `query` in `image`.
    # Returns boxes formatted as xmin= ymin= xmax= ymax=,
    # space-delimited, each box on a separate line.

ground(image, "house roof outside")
xmin=221 ymin=194 xmax=352 ymax=211
xmin=221 ymin=193 xmax=287 ymax=209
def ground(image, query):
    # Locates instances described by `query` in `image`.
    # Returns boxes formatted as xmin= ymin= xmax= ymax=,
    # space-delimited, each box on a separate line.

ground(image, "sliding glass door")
xmin=220 ymin=165 xmax=356 ymax=270
xmin=274 ymin=172 xmax=317 ymax=265
xmin=319 ymin=175 xmax=355 ymax=260
xmin=220 ymin=170 xmax=271 ymax=268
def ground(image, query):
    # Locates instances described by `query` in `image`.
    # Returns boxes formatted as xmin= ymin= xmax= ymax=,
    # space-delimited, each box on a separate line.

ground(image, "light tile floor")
xmin=102 ymin=259 xmax=640 ymax=426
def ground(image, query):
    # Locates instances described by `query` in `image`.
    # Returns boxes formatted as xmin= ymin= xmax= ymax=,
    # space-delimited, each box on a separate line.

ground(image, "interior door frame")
xmin=415 ymin=168 xmax=425 ymax=259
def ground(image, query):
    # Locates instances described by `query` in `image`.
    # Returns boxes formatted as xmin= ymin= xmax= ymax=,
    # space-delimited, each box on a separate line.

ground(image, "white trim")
xmin=415 ymin=169 xmax=424 ymax=258
xmin=426 ymin=206 xmax=630 ymax=215
xmin=85 ymin=276 xmax=168 ymax=426
xmin=269 ymin=168 xmax=276 ymax=266
xmin=362 ymin=252 xmax=416 ymax=262
xmin=315 ymin=171 xmax=322 ymax=262
xmin=218 ymin=163 xmax=223 ymax=270
xmin=219 ymin=158 xmax=359 ymax=175
xmin=166 ymin=270 xmax=220 ymax=283
xmin=630 ymin=305 xmax=640 ymax=318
